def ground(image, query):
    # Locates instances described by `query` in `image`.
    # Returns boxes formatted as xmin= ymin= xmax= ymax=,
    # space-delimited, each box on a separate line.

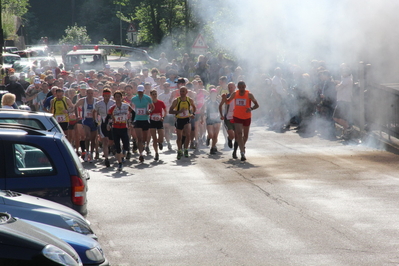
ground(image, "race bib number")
xmin=136 ymin=108 xmax=147 ymax=116
xmin=235 ymin=99 xmax=247 ymax=106
xmin=181 ymin=109 xmax=189 ymax=117
xmin=114 ymin=114 xmax=127 ymax=123
xmin=151 ymin=114 xmax=161 ymax=121
xmin=85 ymin=110 xmax=93 ymax=118
xmin=56 ymin=115 xmax=66 ymax=123
xmin=210 ymin=113 xmax=220 ymax=120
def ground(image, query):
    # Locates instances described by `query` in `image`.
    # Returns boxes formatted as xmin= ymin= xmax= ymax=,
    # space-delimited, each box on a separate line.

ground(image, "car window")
xmin=13 ymin=144 xmax=54 ymax=176
xmin=0 ymin=118 xmax=46 ymax=130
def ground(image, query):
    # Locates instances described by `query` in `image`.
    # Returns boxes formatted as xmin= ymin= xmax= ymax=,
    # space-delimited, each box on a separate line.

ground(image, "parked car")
xmin=24 ymin=220 xmax=110 ymax=266
xmin=0 ymin=189 xmax=96 ymax=239
xmin=4 ymin=46 xmax=18 ymax=54
xmin=0 ymin=212 xmax=82 ymax=265
xmin=0 ymin=109 xmax=63 ymax=133
xmin=2 ymin=52 xmax=21 ymax=68
xmin=0 ymin=124 xmax=89 ymax=216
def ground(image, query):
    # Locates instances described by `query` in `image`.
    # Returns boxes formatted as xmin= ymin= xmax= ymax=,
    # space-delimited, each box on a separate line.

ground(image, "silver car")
xmin=0 ymin=109 xmax=63 ymax=133
xmin=0 ymin=189 xmax=96 ymax=239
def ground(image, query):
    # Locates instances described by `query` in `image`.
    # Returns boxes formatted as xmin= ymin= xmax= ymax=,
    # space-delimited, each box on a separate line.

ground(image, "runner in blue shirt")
xmin=131 ymin=85 xmax=154 ymax=162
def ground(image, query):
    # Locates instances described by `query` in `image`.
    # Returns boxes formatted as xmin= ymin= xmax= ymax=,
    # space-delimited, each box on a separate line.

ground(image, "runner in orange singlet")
xmin=223 ymin=81 xmax=259 ymax=161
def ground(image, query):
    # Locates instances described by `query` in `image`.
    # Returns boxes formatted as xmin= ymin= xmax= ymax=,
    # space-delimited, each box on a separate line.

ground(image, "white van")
xmin=64 ymin=46 xmax=108 ymax=71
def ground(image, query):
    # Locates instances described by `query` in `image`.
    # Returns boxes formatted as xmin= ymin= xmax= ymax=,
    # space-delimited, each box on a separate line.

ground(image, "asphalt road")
xmin=83 ymin=125 xmax=399 ymax=266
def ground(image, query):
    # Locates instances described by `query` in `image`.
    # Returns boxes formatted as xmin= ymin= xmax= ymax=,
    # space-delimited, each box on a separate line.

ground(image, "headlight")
xmin=42 ymin=244 xmax=82 ymax=266
xmin=61 ymin=215 xmax=93 ymax=235
xmin=85 ymin=246 xmax=105 ymax=262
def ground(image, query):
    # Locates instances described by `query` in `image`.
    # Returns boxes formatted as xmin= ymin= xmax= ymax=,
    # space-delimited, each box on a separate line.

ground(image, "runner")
xmin=49 ymin=87 xmax=74 ymax=138
xmin=131 ymin=85 xmax=154 ymax=163
xmin=149 ymin=89 xmax=167 ymax=161
xmin=74 ymin=88 xmax=98 ymax=162
xmin=158 ymin=82 xmax=174 ymax=150
xmin=203 ymin=88 xmax=222 ymax=154
xmin=93 ymin=88 xmax=116 ymax=167
xmin=169 ymin=86 xmax=196 ymax=160
xmin=223 ymin=81 xmax=259 ymax=161
xmin=106 ymin=90 xmax=134 ymax=171
xmin=219 ymin=82 xmax=237 ymax=156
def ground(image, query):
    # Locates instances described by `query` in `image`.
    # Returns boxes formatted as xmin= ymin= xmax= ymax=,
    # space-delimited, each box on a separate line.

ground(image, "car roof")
xmin=66 ymin=49 xmax=106 ymax=55
xmin=0 ymin=109 xmax=54 ymax=117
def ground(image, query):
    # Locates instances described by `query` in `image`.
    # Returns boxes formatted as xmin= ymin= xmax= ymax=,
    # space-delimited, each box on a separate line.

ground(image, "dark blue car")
xmin=0 ymin=124 xmax=89 ymax=216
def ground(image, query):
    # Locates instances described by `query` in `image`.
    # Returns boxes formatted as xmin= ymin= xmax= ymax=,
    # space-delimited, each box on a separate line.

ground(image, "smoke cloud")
xmin=190 ymin=0 xmax=399 ymax=82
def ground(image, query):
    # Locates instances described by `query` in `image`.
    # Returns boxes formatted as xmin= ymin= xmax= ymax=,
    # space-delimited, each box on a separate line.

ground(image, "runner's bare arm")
xmin=219 ymin=98 xmax=225 ymax=120
xmin=249 ymin=93 xmax=259 ymax=111
xmin=169 ymin=99 xmax=178 ymax=115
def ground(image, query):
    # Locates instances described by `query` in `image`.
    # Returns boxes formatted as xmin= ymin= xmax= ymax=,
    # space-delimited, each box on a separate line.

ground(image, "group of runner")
xmin=3 ymin=60 xmax=260 ymax=171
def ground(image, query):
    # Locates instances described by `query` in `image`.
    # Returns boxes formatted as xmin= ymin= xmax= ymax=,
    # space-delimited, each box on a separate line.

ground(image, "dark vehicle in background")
xmin=0 ymin=124 xmax=89 ymax=216
xmin=0 ymin=189 xmax=96 ymax=239
xmin=0 ymin=212 xmax=82 ymax=265
xmin=25 ymin=220 xmax=109 ymax=266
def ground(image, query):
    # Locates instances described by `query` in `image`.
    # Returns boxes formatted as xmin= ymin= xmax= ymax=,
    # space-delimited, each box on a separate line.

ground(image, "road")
xmin=83 ymin=125 xmax=399 ymax=266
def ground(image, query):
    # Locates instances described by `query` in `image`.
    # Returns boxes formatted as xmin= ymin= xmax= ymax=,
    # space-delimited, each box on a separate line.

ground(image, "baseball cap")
xmin=80 ymin=84 xmax=87 ymax=89
xmin=176 ymin=77 xmax=186 ymax=84
xmin=105 ymin=64 xmax=110 ymax=69
xmin=137 ymin=85 xmax=145 ymax=92
xmin=34 ymin=78 xmax=41 ymax=84
xmin=210 ymin=88 xmax=217 ymax=93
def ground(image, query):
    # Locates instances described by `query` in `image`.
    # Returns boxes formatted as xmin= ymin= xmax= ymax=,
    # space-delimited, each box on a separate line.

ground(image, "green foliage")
xmin=2 ymin=0 xmax=30 ymax=17
xmin=59 ymin=25 xmax=91 ymax=45
xmin=2 ymin=0 xmax=30 ymax=39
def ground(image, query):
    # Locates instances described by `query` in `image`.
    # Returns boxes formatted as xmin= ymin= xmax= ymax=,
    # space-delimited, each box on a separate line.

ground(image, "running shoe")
xmin=167 ymin=142 xmax=172 ymax=150
xmin=184 ymin=149 xmax=189 ymax=158
xmin=95 ymin=151 xmax=99 ymax=160
xmin=177 ymin=150 xmax=183 ymax=160
xmin=81 ymin=151 xmax=86 ymax=160
xmin=126 ymin=152 xmax=131 ymax=160
xmin=240 ymin=152 xmax=246 ymax=161
xmin=210 ymin=147 xmax=216 ymax=154
xmin=145 ymin=146 xmax=151 ymax=154
xmin=104 ymin=158 xmax=110 ymax=168
xmin=158 ymin=142 xmax=163 ymax=150
xmin=232 ymin=151 xmax=238 ymax=159
xmin=228 ymin=138 xmax=233 ymax=149
xmin=139 ymin=155 xmax=144 ymax=163
xmin=84 ymin=152 xmax=89 ymax=162
xmin=117 ymin=163 xmax=123 ymax=171
xmin=154 ymin=153 xmax=159 ymax=161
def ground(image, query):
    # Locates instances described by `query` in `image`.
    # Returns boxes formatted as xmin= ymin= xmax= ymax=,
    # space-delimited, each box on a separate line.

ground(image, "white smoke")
xmin=190 ymin=0 xmax=399 ymax=82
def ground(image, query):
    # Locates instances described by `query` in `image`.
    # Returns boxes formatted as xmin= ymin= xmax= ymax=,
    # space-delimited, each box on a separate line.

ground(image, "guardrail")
xmin=358 ymin=62 xmax=399 ymax=139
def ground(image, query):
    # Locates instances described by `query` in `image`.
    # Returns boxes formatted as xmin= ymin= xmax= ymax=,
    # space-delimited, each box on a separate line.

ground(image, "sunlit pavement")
xmin=83 ymin=124 xmax=399 ymax=265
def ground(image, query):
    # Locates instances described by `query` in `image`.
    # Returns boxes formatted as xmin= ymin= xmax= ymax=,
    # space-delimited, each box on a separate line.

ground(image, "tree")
xmin=59 ymin=24 xmax=91 ymax=45
xmin=2 ymin=0 xmax=30 ymax=39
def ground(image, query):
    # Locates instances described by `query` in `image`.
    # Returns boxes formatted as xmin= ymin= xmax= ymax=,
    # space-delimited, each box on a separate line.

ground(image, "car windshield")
xmin=4 ymin=56 xmax=20 ymax=65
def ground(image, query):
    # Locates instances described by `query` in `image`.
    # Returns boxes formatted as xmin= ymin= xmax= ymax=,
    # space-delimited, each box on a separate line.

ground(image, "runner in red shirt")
xmin=149 ymin=89 xmax=167 ymax=161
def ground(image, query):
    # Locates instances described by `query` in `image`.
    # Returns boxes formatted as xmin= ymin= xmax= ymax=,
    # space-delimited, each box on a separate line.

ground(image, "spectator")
xmin=333 ymin=64 xmax=353 ymax=139
xmin=1 ymin=93 xmax=16 ymax=109
xmin=5 ymin=75 xmax=26 ymax=106
xmin=195 ymin=55 xmax=209 ymax=86
xmin=158 ymin=52 xmax=169 ymax=74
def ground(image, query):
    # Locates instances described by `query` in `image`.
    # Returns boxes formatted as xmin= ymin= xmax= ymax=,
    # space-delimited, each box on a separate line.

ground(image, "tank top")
xmin=53 ymin=96 xmax=69 ymax=123
xmin=175 ymin=97 xmax=191 ymax=119
xmin=82 ymin=98 xmax=97 ymax=120
xmin=233 ymin=90 xmax=251 ymax=120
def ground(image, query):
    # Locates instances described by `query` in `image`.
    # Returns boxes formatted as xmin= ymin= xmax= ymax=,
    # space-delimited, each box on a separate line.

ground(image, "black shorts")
xmin=149 ymin=120 xmax=164 ymax=129
xmin=100 ymin=122 xmax=112 ymax=138
xmin=59 ymin=122 xmax=68 ymax=131
xmin=175 ymin=118 xmax=190 ymax=130
xmin=134 ymin=120 xmax=150 ymax=131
